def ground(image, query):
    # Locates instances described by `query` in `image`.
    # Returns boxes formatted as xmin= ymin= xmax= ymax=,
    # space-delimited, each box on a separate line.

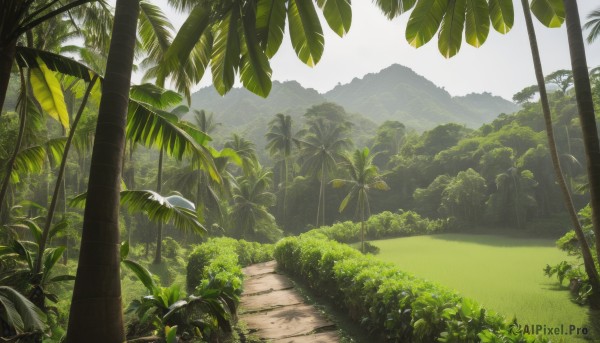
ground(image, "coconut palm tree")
xmin=66 ymin=0 xmax=140 ymax=340
xmin=230 ymin=161 xmax=276 ymax=240
xmin=298 ymin=120 xmax=351 ymax=227
xmin=225 ymin=134 xmax=258 ymax=174
xmin=194 ymin=109 xmax=221 ymax=135
xmin=332 ymin=148 xmax=389 ymax=252
xmin=266 ymin=113 xmax=297 ymax=225
xmin=584 ymin=7 xmax=600 ymax=43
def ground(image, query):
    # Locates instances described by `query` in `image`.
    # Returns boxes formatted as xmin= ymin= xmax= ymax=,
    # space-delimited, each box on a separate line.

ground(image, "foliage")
xmin=304 ymin=210 xmax=448 ymax=244
xmin=274 ymin=235 xmax=549 ymax=342
xmin=186 ymin=237 xmax=273 ymax=293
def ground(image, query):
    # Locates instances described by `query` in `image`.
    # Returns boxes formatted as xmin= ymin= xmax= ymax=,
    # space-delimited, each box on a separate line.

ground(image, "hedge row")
xmin=274 ymin=235 xmax=548 ymax=343
xmin=305 ymin=210 xmax=449 ymax=244
xmin=186 ymin=237 xmax=274 ymax=293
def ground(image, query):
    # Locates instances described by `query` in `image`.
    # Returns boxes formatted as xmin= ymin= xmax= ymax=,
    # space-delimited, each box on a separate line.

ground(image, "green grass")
xmin=372 ymin=234 xmax=599 ymax=342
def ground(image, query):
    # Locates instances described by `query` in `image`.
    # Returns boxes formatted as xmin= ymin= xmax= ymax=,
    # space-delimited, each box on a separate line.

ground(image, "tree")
xmin=584 ymin=6 xmax=600 ymax=43
xmin=332 ymin=148 xmax=389 ymax=252
xmin=512 ymin=85 xmax=539 ymax=104
xmin=0 ymin=0 xmax=99 ymax=113
xmin=266 ymin=113 xmax=297 ymax=225
xmin=230 ymin=161 xmax=277 ymax=241
xmin=298 ymin=120 xmax=351 ymax=227
xmin=544 ymin=69 xmax=573 ymax=94
xmin=194 ymin=109 xmax=220 ymax=134
xmin=441 ymin=169 xmax=486 ymax=223
xmin=66 ymin=0 xmax=140 ymax=340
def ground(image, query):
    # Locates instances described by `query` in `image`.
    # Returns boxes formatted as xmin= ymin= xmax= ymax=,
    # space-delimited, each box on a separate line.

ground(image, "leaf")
xmin=373 ymin=0 xmax=417 ymax=19
xmin=0 ymin=286 xmax=46 ymax=333
xmin=48 ymin=275 xmax=76 ymax=283
xmin=48 ymin=220 xmax=69 ymax=241
xmin=120 ymin=241 xmax=130 ymax=261
xmin=19 ymin=219 xmax=42 ymax=246
xmin=129 ymin=84 xmax=183 ymax=109
xmin=317 ymin=0 xmax=352 ymax=37
xmin=164 ymin=5 xmax=211 ymax=70
xmin=288 ymin=0 xmax=324 ymax=66
xmin=331 ymin=179 xmax=348 ymax=188
xmin=42 ymin=247 xmax=65 ymax=279
xmin=120 ymin=190 xmax=206 ymax=236
xmin=15 ymin=47 xmax=97 ymax=82
xmin=30 ymin=58 xmax=70 ymax=129
xmin=122 ymin=259 xmax=157 ymax=293
xmin=241 ymin=3 xmax=273 ymax=97
xmin=339 ymin=189 xmax=355 ymax=212
xmin=256 ymin=0 xmax=287 ymax=58
xmin=530 ymin=0 xmax=564 ymax=28
xmin=211 ymin=6 xmax=241 ymax=95
xmin=139 ymin=1 xmax=174 ymax=66
xmin=489 ymin=0 xmax=513 ymax=34
xmin=165 ymin=325 xmax=178 ymax=343
xmin=406 ymin=0 xmax=448 ymax=47
xmin=438 ymin=0 xmax=466 ymax=58
xmin=465 ymin=0 xmax=490 ymax=47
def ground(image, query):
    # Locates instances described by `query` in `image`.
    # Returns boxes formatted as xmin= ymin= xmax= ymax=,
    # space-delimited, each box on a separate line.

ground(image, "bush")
xmin=186 ymin=237 xmax=274 ymax=293
xmin=304 ymin=210 xmax=448 ymax=244
xmin=274 ymin=235 xmax=549 ymax=343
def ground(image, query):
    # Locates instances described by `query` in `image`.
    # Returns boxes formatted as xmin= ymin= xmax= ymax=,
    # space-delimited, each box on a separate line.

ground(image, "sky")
xmin=154 ymin=1 xmax=600 ymax=101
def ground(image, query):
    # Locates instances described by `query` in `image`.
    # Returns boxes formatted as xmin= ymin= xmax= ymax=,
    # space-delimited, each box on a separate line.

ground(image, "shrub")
xmin=304 ymin=210 xmax=448 ymax=244
xmin=186 ymin=237 xmax=274 ymax=293
xmin=274 ymin=235 xmax=549 ymax=343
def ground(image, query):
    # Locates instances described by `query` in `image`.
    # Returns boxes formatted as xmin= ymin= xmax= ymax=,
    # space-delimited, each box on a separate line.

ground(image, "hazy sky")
xmin=155 ymin=1 xmax=600 ymax=100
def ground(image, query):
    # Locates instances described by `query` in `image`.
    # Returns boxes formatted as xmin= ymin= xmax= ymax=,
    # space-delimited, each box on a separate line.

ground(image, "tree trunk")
xmin=283 ymin=157 xmax=288 ymax=229
xmin=0 ymin=39 xmax=17 ymax=115
xmin=36 ymin=75 xmax=97 ymax=274
xmin=0 ymin=69 xmax=27 ymax=223
xmin=564 ymin=0 xmax=600 ymax=289
xmin=66 ymin=0 xmax=140 ymax=340
xmin=153 ymin=149 xmax=164 ymax=264
xmin=316 ymin=164 xmax=324 ymax=227
xmin=522 ymin=0 xmax=600 ymax=308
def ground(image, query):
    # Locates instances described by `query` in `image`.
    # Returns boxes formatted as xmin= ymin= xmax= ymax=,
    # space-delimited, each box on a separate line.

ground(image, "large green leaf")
xmin=120 ymin=190 xmax=206 ymax=235
xmin=15 ymin=47 xmax=97 ymax=82
xmin=373 ymin=0 xmax=417 ymax=19
xmin=465 ymin=0 xmax=490 ymax=47
xmin=30 ymin=58 xmax=70 ymax=130
xmin=129 ymin=84 xmax=183 ymax=109
xmin=122 ymin=259 xmax=157 ymax=293
xmin=530 ymin=0 xmax=564 ymax=28
xmin=211 ymin=6 xmax=241 ymax=95
xmin=127 ymin=101 xmax=202 ymax=160
xmin=288 ymin=0 xmax=324 ymax=67
xmin=406 ymin=0 xmax=448 ymax=47
xmin=438 ymin=0 xmax=466 ymax=58
xmin=42 ymin=247 xmax=66 ymax=281
xmin=240 ymin=3 xmax=273 ymax=97
xmin=139 ymin=1 xmax=174 ymax=66
xmin=489 ymin=0 xmax=513 ymax=34
xmin=163 ymin=5 xmax=211 ymax=75
xmin=0 ymin=286 xmax=46 ymax=334
xmin=317 ymin=0 xmax=352 ymax=37
xmin=256 ymin=0 xmax=287 ymax=58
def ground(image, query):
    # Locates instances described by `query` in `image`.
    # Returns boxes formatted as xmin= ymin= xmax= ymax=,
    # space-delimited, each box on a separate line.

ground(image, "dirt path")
xmin=239 ymin=261 xmax=340 ymax=343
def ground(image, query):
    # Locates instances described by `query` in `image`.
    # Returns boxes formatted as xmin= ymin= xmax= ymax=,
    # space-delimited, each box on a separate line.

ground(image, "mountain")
xmin=188 ymin=64 xmax=519 ymax=132
xmin=324 ymin=64 xmax=519 ymax=130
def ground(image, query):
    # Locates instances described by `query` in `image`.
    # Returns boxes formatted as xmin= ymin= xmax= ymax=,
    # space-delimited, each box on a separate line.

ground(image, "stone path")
xmin=239 ymin=261 xmax=340 ymax=343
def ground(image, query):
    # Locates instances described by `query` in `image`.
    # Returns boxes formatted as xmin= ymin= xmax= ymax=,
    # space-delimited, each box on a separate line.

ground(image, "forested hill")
xmin=189 ymin=64 xmax=519 ymax=131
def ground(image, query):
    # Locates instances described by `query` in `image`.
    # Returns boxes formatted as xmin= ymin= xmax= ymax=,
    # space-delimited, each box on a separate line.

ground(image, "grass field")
xmin=372 ymin=234 xmax=599 ymax=342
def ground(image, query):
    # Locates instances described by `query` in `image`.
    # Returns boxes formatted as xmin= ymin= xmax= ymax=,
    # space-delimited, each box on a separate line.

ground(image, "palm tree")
xmin=332 ymin=148 xmax=389 ymax=252
xmin=230 ymin=161 xmax=276 ymax=240
xmin=225 ymin=134 xmax=258 ymax=174
xmin=584 ymin=7 xmax=600 ymax=43
xmin=266 ymin=113 xmax=296 ymax=225
xmin=298 ymin=120 xmax=351 ymax=227
xmin=66 ymin=0 xmax=140 ymax=340
xmin=194 ymin=109 xmax=221 ymax=135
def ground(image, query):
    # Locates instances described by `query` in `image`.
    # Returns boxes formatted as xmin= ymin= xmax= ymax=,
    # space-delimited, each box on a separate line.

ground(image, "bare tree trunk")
xmin=153 ymin=149 xmax=164 ymax=264
xmin=521 ymin=0 xmax=600 ymax=308
xmin=564 ymin=0 xmax=600 ymax=260
xmin=37 ymin=76 xmax=97 ymax=273
xmin=0 ymin=39 xmax=17 ymax=115
xmin=0 ymin=69 xmax=26 ymax=223
xmin=66 ymin=0 xmax=140 ymax=340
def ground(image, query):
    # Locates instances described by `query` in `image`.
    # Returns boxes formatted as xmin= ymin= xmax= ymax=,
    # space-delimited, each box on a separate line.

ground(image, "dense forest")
xmin=2 ymin=0 xmax=600 ymax=342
